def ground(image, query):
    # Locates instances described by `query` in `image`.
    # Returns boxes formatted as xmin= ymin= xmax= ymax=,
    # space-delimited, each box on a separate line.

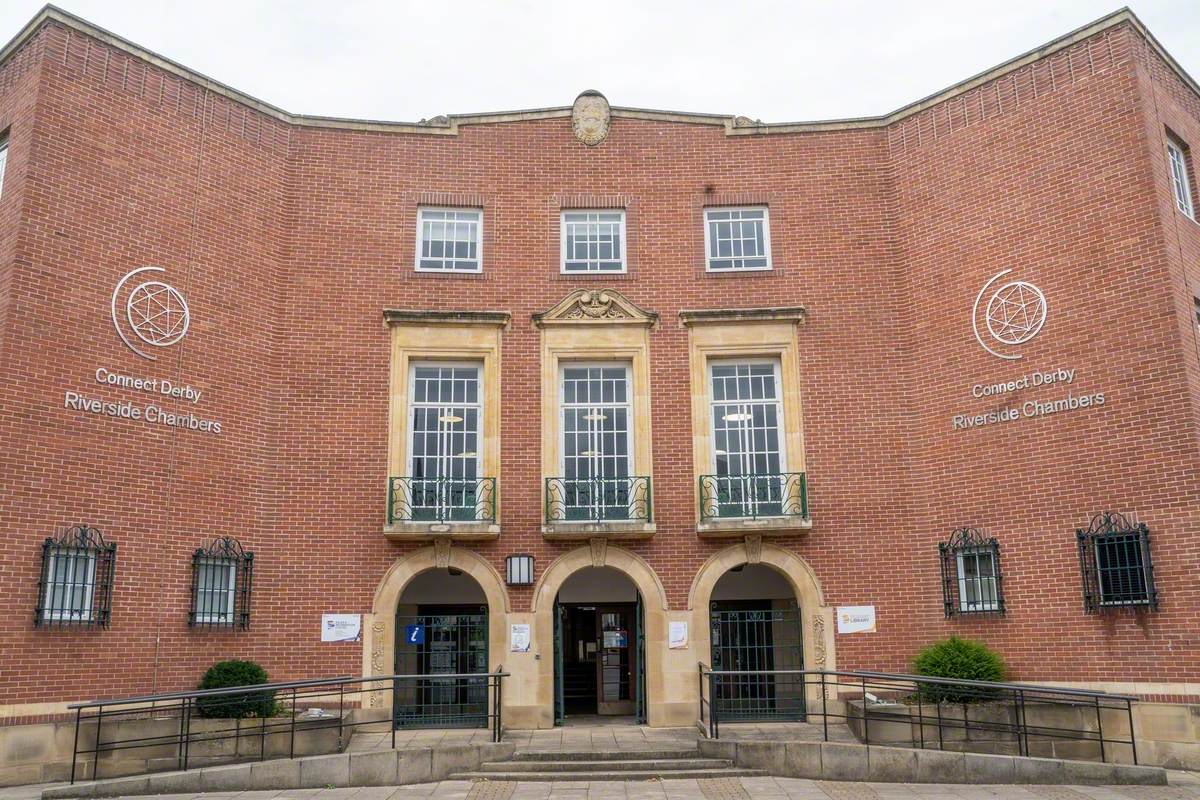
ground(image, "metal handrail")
xmin=695 ymin=665 xmax=1138 ymax=764
xmin=68 ymin=670 xmax=510 ymax=784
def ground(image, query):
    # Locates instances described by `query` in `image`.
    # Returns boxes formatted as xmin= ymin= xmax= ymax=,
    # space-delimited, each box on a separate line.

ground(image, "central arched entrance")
xmin=393 ymin=567 xmax=489 ymax=728
xmin=553 ymin=566 xmax=645 ymax=724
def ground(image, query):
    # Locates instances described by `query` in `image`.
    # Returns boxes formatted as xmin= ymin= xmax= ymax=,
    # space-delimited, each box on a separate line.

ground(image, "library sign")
xmin=61 ymin=267 xmax=223 ymax=434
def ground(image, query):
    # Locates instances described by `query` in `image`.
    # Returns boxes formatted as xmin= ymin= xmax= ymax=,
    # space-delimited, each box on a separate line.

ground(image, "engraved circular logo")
xmin=971 ymin=269 xmax=1049 ymax=361
xmin=127 ymin=280 xmax=190 ymax=346
xmin=984 ymin=280 xmax=1046 ymax=345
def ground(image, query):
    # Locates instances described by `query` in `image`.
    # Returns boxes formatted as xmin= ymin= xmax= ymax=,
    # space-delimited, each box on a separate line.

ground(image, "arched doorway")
xmin=393 ymin=567 xmax=489 ymax=728
xmin=553 ymin=566 xmax=645 ymax=724
xmin=710 ymin=563 xmax=804 ymax=721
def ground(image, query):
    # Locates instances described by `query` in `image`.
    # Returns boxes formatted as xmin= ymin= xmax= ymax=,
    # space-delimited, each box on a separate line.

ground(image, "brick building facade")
xmin=0 ymin=6 xmax=1198 ymax=734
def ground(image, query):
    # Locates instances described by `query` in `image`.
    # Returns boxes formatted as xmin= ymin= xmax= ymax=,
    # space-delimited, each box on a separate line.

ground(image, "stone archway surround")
xmin=687 ymin=540 xmax=836 ymax=717
xmin=362 ymin=546 xmax=511 ymax=723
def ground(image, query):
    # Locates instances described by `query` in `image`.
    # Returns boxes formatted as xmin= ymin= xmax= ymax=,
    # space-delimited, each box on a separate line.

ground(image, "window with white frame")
xmin=561 ymin=210 xmax=626 ymax=272
xmin=405 ymin=364 xmax=483 ymax=521
xmin=416 ymin=208 xmax=482 ymax=272
xmin=556 ymin=364 xmax=635 ymax=520
xmin=704 ymin=360 xmax=794 ymax=518
xmin=938 ymin=528 xmax=1004 ymax=616
xmin=44 ymin=548 xmax=96 ymax=622
xmin=1168 ymin=137 xmax=1195 ymax=219
xmin=0 ymin=131 xmax=8 ymax=201
xmin=956 ymin=548 xmax=1000 ymax=612
xmin=35 ymin=524 xmax=116 ymax=628
xmin=704 ymin=207 xmax=771 ymax=271
xmin=194 ymin=558 xmax=236 ymax=624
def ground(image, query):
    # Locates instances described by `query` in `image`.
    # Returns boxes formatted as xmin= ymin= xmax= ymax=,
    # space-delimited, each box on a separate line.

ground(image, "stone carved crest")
xmin=572 ymin=90 xmax=611 ymax=146
xmin=434 ymin=537 xmax=451 ymax=569
xmin=744 ymin=534 xmax=763 ymax=564
xmin=533 ymin=288 xmax=658 ymax=329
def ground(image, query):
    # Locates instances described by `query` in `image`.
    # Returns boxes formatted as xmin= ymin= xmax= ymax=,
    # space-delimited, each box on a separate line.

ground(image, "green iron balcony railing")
xmin=388 ymin=477 xmax=497 ymax=525
xmin=698 ymin=472 xmax=808 ymax=522
xmin=545 ymin=476 xmax=652 ymax=524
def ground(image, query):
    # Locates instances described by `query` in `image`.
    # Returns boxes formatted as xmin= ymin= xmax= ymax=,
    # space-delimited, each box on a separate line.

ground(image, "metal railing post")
xmin=338 ymin=683 xmax=345 ymax=751
xmin=1128 ymin=699 xmax=1138 ymax=765
xmin=917 ymin=689 xmax=925 ymax=750
xmin=391 ymin=677 xmax=397 ymax=751
xmin=176 ymin=699 xmax=188 ymax=771
xmin=92 ymin=705 xmax=102 ymax=781
xmin=821 ymin=672 xmax=829 ymax=743
xmin=70 ymin=706 xmax=81 ymax=784
xmin=1011 ymin=690 xmax=1022 ymax=757
xmin=861 ymin=676 xmax=869 ymax=747
xmin=710 ymin=671 xmax=719 ymax=739
xmin=936 ymin=699 xmax=944 ymax=751
xmin=182 ymin=698 xmax=192 ymax=772
xmin=1018 ymin=690 xmax=1029 ymax=760
xmin=1095 ymin=696 xmax=1106 ymax=763
xmin=289 ymin=688 xmax=297 ymax=759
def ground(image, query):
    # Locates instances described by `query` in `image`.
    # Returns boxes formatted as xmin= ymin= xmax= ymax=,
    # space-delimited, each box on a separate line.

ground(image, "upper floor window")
xmin=1168 ymin=136 xmax=1195 ymax=220
xmin=393 ymin=363 xmax=493 ymax=523
xmin=0 ymin=130 xmax=8 ymax=201
xmin=705 ymin=207 xmax=771 ymax=271
xmin=190 ymin=537 xmax=253 ymax=629
xmin=1077 ymin=511 xmax=1157 ymax=612
xmin=416 ymin=208 xmax=482 ymax=272
xmin=35 ymin=524 xmax=116 ymax=628
xmin=939 ymin=528 xmax=1004 ymax=616
xmin=561 ymin=210 xmax=626 ymax=273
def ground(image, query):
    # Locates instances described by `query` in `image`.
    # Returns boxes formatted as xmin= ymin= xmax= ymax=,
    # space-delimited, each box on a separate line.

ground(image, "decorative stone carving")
xmin=417 ymin=115 xmax=450 ymax=127
xmin=572 ymin=90 xmax=611 ymax=146
xmin=369 ymin=621 xmax=386 ymax=706
xmin=589 ymin=537 xmax=608 ymax=567
xmin=532 ymin=288 xmax=658 ymax=329
xmin=733 ymin=115 xmax=763 ymax=128
xmin=434 ymin=537 xmax=451 ymax=569
xmin=744 ymin=534 xmax=763 ymax=564
xmin=813 ymin=613 xmax=830 ymax=698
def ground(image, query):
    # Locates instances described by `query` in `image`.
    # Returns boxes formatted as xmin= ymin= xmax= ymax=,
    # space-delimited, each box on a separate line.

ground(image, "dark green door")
xmin=553 ymin=602 xmax=565 ymax=725
xmin=709 ymin=600 xmax=804 ymax=721
xmin=394 ymin=605 xmax=488 ymax=728
xmin=635 ymin=593 xmax=646 ymax=724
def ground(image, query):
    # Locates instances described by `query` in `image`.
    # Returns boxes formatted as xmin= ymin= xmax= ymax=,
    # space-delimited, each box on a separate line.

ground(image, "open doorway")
xmin=553 ymin=566 xmax=645 ymax=724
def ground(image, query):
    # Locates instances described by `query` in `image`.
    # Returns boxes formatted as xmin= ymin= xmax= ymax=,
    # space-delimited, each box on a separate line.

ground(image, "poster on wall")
xmin=836 ymin=606 xmax=876 ymax=634
xmin=321 ymin=613 xmax=362 ymax=642
xmin=668 ymin=621 xmax=688 ymax=649
xmin=510 ymin=624 xmax=531 ymax=652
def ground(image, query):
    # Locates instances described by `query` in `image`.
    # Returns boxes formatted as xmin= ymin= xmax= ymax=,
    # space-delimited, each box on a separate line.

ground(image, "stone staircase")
xmin=450 ymin=747 xmax=764 ymax=782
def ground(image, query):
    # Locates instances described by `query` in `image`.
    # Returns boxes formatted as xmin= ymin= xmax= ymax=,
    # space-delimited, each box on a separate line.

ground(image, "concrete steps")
xmin=450 ymin=748 xmax=766 ymax=782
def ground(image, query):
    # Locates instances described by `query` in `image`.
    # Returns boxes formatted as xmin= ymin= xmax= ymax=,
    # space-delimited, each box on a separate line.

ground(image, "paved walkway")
xmin=4 ymin=777 xmax=1198 ymax=800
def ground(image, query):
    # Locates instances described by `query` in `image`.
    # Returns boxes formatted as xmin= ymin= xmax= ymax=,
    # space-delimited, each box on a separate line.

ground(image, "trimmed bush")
xmin=912 ymin=636 xmax=1006 ymax=703
xmin=195 ymin=659 xmax=277 ymax=718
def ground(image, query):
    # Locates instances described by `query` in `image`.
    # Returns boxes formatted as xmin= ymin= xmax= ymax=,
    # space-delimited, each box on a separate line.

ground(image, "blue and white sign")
xmin=405 ymin=624 xmax=425 ymax=645
xmin=321 ymin=613 xmax=361 ymax=642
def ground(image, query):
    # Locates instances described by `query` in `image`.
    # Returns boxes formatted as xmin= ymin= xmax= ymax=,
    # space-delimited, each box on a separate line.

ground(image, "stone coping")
xmin=698 ymin=739 xmax=1168 ymax=785
xmin=41 ymin=742 xmax=516 ymax=799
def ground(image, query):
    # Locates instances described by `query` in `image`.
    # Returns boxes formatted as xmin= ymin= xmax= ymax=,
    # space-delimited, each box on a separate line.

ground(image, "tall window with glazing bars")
xmin=938 ymin=528 xmax=1004 ymax=616
xmin=1077 ymin=511 xmax=1157 ymax=612
xmin=190 ymin=537 xmax=254 ymax=628
xmin=35 ymin=524 xmax=117 ymax=627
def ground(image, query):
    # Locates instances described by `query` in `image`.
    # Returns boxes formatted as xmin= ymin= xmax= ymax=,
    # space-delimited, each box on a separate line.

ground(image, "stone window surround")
xmin=383 ymin=310 xmax=509 ymax=541
xmin=680 ymin=307 xmax=811 ymax=537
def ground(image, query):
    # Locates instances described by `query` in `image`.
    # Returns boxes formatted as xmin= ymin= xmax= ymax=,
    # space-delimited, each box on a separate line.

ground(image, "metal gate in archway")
xmin=394 ymin=605 xmax=488 ymax=728
xmin=709 ymin=600 xmax=805 ymax=721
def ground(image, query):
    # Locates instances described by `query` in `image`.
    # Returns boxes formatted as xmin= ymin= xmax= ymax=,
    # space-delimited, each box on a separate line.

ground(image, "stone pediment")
xmin=532 ymin=289 xmax=658 ymax=328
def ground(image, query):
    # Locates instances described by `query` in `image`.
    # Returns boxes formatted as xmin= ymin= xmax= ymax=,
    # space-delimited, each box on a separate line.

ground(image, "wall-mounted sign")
xmin=950 ymin=365 xmax=1105 ymax=431
xmin=971 ymin=269 xmax=1047 ymax=361
xmin=404 ymin=624 xmax=425 ymax=645
xmin=836 ymin=606 xmax=876 ymax=634
xmin=510 ymin=624 xmax=531 ymax=652
xmin=112 ymin=267 xmax=191 ymax=361
xmin=321 ymin=614 xmax=361 ymax=642
xmin=668 ymin=621 xmax=688 ymax=649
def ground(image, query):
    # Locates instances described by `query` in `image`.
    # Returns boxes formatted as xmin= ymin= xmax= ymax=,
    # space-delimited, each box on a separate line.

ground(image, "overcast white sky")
xmin=1 ymin=1 xmax=1198 ymax=123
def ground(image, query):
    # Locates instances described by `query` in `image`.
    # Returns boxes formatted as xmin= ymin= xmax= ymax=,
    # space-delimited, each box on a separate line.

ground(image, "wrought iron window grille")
xmin=35 ymin=524 xmax=116 ymax=628
xmin=189 ymin=537 xmax=253 ymax=629
xmin=1077 ymin=511 xmax=1157 ymax=613
xmin=938 ymin=527 xmax=1004 ymax=617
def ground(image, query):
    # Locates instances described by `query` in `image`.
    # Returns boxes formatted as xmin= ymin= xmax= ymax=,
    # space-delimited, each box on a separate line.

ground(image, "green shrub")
xmin=912 ymin=637 xmax=1006 ymax=704
xmin=195 ymin=660 xmax=276 ymax=718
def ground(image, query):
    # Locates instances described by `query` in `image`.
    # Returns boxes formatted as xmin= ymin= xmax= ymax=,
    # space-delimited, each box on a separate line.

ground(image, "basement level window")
xmin=190 ymin=537 xmax=254 ymax=628
xmin=1168 ymin=136 xmax=1195 ymax=220
xmin=35 ymin=525 xmax=116 ymax=628
xmin=939 ymin=528 xmax=1004 ymax=616
xmin=416 ymin=207 xmax=482 ymax=272
xmin=1077 ymin=512 xmax=1157 ymax=612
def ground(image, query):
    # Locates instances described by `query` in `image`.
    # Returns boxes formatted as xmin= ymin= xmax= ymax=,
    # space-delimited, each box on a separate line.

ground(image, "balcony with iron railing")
xmin=384 ymin=477 xmax=499 ymax=541
xmin=542 ymin=476 xmax=655 ymax=540
xmin=697 ymin=472 xmax=811 ymax=537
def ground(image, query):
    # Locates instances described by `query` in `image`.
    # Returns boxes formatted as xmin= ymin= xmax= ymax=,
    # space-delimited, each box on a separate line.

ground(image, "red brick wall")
xmin=0 ymin=16 xmax=1197 ymax=709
